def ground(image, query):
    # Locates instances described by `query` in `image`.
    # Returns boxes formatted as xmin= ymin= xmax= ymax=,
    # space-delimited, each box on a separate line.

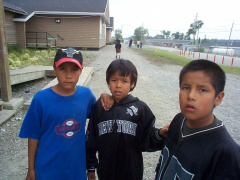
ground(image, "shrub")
xmin=198 ymin=47 xmax=205 ymax=52
xmin=107 ymin=42 xmax=113 ymax=45
xmin=7 ymin=44 xmax=22 ymax=54
xmin=22 ymin=53 xmax=30 ymax=61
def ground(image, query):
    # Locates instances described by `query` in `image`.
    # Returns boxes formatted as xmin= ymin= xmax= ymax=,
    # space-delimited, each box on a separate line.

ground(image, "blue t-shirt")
xmin=19 ymin=86 xmax=96 ymax=180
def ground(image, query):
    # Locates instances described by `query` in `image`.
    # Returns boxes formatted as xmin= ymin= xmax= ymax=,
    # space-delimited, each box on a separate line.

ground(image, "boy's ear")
xmin=214 ymin=91 xmax=225 ymax=106
xmin=53 ymin=65 xmax=56 ymax=75
xmin=130 ymin=82 xmax=135 ymax=90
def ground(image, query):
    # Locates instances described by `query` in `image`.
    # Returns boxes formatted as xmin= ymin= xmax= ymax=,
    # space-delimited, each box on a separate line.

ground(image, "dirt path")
xmin=0 ymin=44 xmax=239 ymax=180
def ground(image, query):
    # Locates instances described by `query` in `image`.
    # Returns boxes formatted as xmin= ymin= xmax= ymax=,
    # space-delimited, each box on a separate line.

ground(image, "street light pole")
xmin=191 ymin=13 xmax=198 ymax=53
xmin=226 ymin=23 xmax=234 ymax=56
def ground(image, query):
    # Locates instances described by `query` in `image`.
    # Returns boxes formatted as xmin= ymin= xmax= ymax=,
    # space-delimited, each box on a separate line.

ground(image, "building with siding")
xmin=106 ymin=17 xmax=114 ymax=44
xmin=3 ymin=0 xmax=113 ymax=50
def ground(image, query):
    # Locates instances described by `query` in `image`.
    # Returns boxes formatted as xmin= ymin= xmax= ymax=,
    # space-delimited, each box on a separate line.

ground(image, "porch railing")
xmin=26 ymin=32 xmax=57 ymax=48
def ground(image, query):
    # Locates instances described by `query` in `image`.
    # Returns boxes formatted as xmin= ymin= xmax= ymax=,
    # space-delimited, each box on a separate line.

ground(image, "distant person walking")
xmin=137 ymin=41 xmax=140 ymax=48
xmin=129 ymin=38 xmax=133 ymax=48
xmin=115 ymin=39 xmax=121 ymax=59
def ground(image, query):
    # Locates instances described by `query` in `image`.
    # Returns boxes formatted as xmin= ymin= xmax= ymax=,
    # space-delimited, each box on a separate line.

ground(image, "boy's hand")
xmin=26 ymin=168 xmax=35 ymax=180
xmin=100 ymin=93 xmax=114 ymax=111
xmin=87 ymin=172 xmax=96 ymax=180
xmin=159 ymin=124 xmax=170 ymax=137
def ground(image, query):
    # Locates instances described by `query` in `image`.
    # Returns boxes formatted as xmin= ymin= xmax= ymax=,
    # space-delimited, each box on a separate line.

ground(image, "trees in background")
xmin=171 ymin=32 xmax=185 ymax=40
xmin=134 ymin=26 xmax=149 ymax=43
xmin=148 ymin=30 xmax=185 ymax=40
xmin=186 ymin=28 xmax=195 ymax=40
xmin=186 ymin=20 xmax=204 ymax=43
xmin=129 ymin=19 xmax=204 ymax=42
xmin=115 ymin=28 xmax=122 ymax=40
xmin=161 ymin=30 xmax=171 ymax=39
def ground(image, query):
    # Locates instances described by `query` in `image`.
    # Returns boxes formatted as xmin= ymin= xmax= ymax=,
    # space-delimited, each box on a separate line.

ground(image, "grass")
xmin=133 ymin=46 xmax=240 ymax=76
xmin=7 ymin=44 xmax=94 ymax=70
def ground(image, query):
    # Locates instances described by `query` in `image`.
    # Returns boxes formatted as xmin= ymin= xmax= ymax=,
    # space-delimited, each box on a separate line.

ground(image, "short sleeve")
xmin=19 ymin=95 xmax=43 ymax=139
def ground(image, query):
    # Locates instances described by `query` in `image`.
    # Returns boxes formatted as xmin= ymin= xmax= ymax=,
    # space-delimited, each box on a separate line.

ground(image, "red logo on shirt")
xmin=55 ymin=119 xmax=82 ymax=138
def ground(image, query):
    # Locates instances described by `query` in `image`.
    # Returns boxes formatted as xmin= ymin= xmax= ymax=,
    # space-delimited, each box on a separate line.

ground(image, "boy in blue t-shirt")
xmin=19 ymin=47 xmax=112 ymax=180
xmin=155 ymin=60 xmax=240 ymax=179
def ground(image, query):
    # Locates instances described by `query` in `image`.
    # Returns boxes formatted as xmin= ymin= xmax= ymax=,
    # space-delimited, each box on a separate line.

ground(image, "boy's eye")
xmin=181 ymin=86 xmax=189 ymax=90
xmin=200 ymin=89 xmax=207 ymax=92
xmin=111 ymin=79 xmax=116 ymax=82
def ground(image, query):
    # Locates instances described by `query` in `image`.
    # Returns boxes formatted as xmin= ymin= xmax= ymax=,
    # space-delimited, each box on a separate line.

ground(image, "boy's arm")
xmin=141 ymin=104 xmax=167 ymax=152
xmin=100 ymin=93 xmax=114 ymax=111
xmin=159 ymin=124 xmax=170 ymax=137
xmin=26 ymin=138 xmax=38 ymax=180
xmin=87 ymin=172 xmax=96 ymax=180
xmin=86 ymin=103 xmax=100 ymax=174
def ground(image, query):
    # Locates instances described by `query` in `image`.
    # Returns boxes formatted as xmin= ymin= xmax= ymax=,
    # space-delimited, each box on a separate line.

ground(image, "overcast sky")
xmin=109 ymin=0 xmax=240 ymax=40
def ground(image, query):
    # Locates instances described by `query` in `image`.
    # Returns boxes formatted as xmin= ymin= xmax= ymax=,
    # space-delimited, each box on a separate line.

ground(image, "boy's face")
xmin=54 ymin=62 xmax=82 ymax=95
xmin=109 ymin=71 xmax=135 ymax=103
xmin=179 ymin=71 xmax=224 ymax=128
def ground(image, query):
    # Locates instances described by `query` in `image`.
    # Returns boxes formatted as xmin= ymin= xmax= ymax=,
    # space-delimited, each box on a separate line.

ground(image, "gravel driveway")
xmin=0 ymin=44 xmax=239 ymax=180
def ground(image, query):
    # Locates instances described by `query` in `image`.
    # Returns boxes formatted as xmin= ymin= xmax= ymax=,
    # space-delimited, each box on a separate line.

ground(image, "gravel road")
xmin=0 ymin=44 xmax=239 ymax=180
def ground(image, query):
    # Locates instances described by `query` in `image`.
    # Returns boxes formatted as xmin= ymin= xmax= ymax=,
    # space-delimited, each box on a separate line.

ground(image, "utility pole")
xmin=0 ymin=0 xmax=13 ymax=101
xmin=191 ymin=13 xmax=198 ymax=53
xmin=226 ymin=23 xmax=234 ymax=56
xmin=121 ymin=25 xmax=123 ymax=42
xmin=196 ymin=19 xmax=200 ymax=47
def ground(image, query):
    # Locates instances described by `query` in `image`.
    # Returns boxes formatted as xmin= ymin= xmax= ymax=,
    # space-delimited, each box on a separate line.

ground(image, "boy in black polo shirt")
xmin=155 ymin=60 xmax=240 ymax=180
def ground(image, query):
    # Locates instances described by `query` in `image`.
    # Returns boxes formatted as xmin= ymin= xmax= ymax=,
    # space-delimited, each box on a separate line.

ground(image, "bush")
xmin=198 ymin=47 xmax=205 ymax=52
xmin=7 ymin=44 xmax=22 ymax=54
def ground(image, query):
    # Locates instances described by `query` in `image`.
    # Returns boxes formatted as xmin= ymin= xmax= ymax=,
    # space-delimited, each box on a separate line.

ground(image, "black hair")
xmin=106 ymin=59 xmax=138 ymax=91
xmin=179 ymin=59 xmax=226 ymax=96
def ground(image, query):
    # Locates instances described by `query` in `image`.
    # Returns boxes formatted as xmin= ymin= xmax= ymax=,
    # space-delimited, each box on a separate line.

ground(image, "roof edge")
xmin=4 ymin=7 xmax=27 ymax=15
xmin=13 ymin=11 xmax=106 ymax=22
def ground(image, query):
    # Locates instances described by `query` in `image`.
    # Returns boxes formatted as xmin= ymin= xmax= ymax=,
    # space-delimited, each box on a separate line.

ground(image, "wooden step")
xmin=0 ymin=101 xmax=3 ymax=111
xmin=0 ymin=109 xmax=16 ymax=124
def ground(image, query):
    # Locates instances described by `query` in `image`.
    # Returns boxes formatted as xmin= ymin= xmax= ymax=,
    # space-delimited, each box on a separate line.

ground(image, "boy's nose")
xmin=65 ymin=71 xmax=72 ymax=78
xmin=116 ymin=81 xmax=121 ymax=87
xmin=188 ymin=90 xmax=196 ymax=100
